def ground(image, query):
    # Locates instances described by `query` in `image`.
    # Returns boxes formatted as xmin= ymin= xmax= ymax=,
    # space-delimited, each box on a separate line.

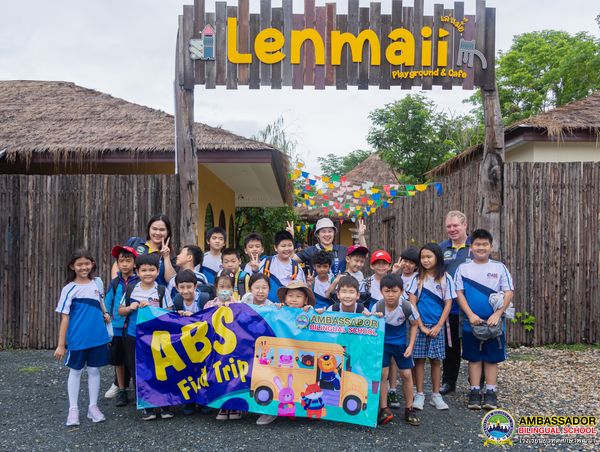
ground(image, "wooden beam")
xmin=175 ymin=11 xmax=199 ymax=246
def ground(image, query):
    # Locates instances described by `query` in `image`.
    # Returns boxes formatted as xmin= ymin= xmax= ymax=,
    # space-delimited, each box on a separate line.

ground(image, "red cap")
xmin=111 ymin=245 xmax=139 ymax=259
xmin=347 ymin=245 xmax=369 ymax=257
xmin=370 ymin=249 xmax=391 ymax=264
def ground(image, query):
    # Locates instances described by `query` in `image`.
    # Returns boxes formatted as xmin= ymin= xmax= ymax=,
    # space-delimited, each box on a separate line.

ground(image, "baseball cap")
xmin=370 ymin=249 xmax=392 ymax=264
xmin=111 ymin=245 xmax=139 ymax=259
xmin=347 ymin=245 xmax=369 ymax=257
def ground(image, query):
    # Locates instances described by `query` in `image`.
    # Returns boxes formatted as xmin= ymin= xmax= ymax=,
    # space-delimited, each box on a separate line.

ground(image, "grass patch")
xmin=18 ymin=366 xmax=43 ymax=373
xmin=509 ymin=353 xmax=536 ymax=361
xmin=544 ymin=343 xmax=600 ymax=352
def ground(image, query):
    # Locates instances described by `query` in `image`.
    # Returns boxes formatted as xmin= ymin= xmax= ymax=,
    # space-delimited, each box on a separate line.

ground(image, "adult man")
xmin=439 ymin=210 xmax=473 ymax=395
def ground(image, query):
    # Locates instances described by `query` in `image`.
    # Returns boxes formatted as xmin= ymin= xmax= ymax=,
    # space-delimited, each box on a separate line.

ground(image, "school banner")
xmin=135 ymin=304 xmax=384 ymax=427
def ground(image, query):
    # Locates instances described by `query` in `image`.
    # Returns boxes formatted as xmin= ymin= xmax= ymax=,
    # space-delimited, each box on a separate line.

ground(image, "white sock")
xmin=389 ymin=388 xmax=396 ymax=393
xmin=486 ymin=384 xmax=497 ymax=392
xmin=68 ymin=368 xmax=83 ymax=409
xmin=87 ymin=367 xmax=101 ymax=407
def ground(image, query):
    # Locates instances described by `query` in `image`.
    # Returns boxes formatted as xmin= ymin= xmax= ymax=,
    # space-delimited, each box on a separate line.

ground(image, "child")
xmin=360 ymin=249 xmax=392 ymax=309
xmin=243 ymin=233 xmax=267 ymax=275
xmin=118 ymin=253 xmax=172 ymax=421
xmin=372 ymin=274 xmax=420 ymax=426
xmin=166 ymin=245 xmax=207 ymax=300
xmin=397 ymin=247 xmax=419 ymax=296
xmin=261 ymin=230 xmax=306 ymax=303
xmin=407 ymin=243 xmax=455 ymax=411
xmin=276 ymin=281 xmax=316 ymax=310
xmin=104 ymin=245 xmax=139 ymax=407
xmin=219 ymin=248 xmax=251 ymax=301
xmin=172 ymin=270 xmax=201 ymax=315
xmin=344 ymin=245 xmax=369 ymax=284
xmin=54 ymin=249 xmax=111 ymax=426
xmin=454 ymin=229 xmax=514 ymax=410
xmin=201 ymin=226 xmax=226 ymax=284
xmin=324 ymin=275 xmax=367 ymax=314
xmin=204 ymin=274 xmax=237 ymax=310
xmin=242 ymin=273 xmax=274 ymax=306
xmin=307 ymin=250 xmax=334 ymax=309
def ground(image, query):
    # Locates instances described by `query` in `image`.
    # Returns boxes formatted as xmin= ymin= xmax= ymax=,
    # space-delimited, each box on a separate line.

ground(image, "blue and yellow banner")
xmin=135 ymin=304 xmax=384 ymax=427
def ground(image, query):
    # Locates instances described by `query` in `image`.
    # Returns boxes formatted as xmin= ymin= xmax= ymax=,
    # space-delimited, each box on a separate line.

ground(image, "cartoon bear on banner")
xmin=317 ymin=354 xmax=340 ymax=390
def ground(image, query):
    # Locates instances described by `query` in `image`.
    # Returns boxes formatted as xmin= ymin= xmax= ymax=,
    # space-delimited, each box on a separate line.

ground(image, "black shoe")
xmin=378 ymin=407 xmax=394 ymax=425
xmin=467 ymin=389 xmax=482 ymax=410
xmin=115 ymin=389 xmax=129 ymax=407
xmin=482 ymin=390 xmax=498 ymax=410
xmin=440 ymin=382 xmax=456 ymax=395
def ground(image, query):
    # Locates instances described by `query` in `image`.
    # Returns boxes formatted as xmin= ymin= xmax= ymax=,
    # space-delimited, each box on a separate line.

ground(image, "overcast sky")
xmin=1 ymin=1 xmax=597 ymax=172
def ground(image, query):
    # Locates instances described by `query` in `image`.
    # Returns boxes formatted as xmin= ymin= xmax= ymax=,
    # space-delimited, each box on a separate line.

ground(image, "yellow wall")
xmin=507 ymin=141 xmax=600 ymax=163
xmin=339 ymin=221 xmax=354 ymax=247
xmin=198 ymin=164 xmax=236 ymax=248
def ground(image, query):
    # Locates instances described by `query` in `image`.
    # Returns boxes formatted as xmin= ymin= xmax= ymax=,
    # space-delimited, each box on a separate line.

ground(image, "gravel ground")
xmin=0 ymin=348 xmax=597 ymax=451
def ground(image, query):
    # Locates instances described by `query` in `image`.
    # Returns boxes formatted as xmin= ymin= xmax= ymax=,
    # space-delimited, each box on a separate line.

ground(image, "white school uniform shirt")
xmin=260 ymin=256 xmax=306 ymax=286
xmin=202 ymin=252 xmax=223 ymax=274
xmin=359 ymin=275 xmax=383 ymax=301
xmin=454 ymin=260 xmax=514 ymax=331
xmin=312 ymin=275 xmax=333 ymax=298
xmin=346 ymin=270 xmax=365 ymax=284
xmin=401 ymin=272 xmax=417 ymax=298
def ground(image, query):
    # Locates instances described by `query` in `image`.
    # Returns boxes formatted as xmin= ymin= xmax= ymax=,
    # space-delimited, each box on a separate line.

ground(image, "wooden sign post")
xmin=174 ymin=0 xmax=503 ymax=252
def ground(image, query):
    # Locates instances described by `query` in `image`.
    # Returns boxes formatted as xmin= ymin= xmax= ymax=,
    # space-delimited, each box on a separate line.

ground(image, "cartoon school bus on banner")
xmin=249 ymin=336 xmax=371 ymax=416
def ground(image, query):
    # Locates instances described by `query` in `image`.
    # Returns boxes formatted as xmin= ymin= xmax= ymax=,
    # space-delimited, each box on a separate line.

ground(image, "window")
xmin=205 ymin=203 xmax=214 ymax=230
xmin=219 ymin=210 xmax=226 ymax=229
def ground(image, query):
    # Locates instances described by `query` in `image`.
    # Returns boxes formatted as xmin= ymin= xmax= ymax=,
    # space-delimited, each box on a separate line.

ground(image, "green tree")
xmin=317 ymin=149 xmax=372 ymax=177
xmin=234 ymin=116 xmax=306 ymax=250
xmin=468 ymin=30 xmax=600 ymax=124
xmin=367 ymin=94 xmax=473 ymax=181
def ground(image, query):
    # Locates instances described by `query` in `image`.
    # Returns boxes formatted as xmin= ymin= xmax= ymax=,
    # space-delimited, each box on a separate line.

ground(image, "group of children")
xmin=54 ymin=221 xmax=513 ymax=429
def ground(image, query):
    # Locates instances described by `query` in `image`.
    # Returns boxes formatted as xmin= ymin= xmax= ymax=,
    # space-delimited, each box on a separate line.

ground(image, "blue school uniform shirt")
xmin=260 ymin=256 xmax=306 ymax=303
xmin=439 ymin=237 xmax=473 ymax=315
xmin=125 ymin=237 xmax=172 ymax=286
xmin=383 ymin=301 xmax=419 ymax=346
xmin=105 ymin=274 xmax=139 ymax=336
xmin=55 ymin=280 xmax=110 ymax=351
xmin=407 ymin=273 xmax=456 ymax=325
xmin=201 ymin=252 xmax=222 ymax=284
xmin=454 ymin=260 xmax=514 ymax=333
xmin=120 ymin=282 xmax=172 ymax=338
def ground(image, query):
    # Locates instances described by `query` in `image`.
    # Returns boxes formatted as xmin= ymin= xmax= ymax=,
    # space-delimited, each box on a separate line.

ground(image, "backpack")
xmin=106 ymin=277 xmax=121 ymax=316
xmin=263 ymin=256 xmax=301 ymax=281
xmin=122 ymin=283 xmax=166 ymax=333
xmin=374 ymin=298 xmax=414 ymax=321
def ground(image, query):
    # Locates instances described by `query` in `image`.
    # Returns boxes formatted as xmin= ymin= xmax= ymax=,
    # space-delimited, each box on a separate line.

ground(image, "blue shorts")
xmin=65 ymin=344 xmax=109 ymax=370
xmin=462 ymin=330 xmax=507 ymax=364
xmin=382 ymin=343 xmax=414 ymax=369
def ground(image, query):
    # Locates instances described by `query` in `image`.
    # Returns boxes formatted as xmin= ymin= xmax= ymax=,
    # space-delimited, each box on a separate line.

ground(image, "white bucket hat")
xmin=314 ymin=218 xmax=337 ymax=237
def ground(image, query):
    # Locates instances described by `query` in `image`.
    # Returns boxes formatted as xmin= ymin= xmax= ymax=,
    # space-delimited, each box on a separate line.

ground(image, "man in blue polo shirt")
xmin=439 ymin=210 xmax=473 ymax=395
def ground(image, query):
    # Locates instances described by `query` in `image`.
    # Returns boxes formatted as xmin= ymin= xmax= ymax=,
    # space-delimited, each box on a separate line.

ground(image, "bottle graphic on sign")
xmin=201 ymin=24 xmax=214 ymax=60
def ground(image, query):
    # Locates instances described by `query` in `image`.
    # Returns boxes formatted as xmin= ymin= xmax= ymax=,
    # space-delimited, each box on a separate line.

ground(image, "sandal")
xmin=405 ymin=407 xmax=421 ymax=426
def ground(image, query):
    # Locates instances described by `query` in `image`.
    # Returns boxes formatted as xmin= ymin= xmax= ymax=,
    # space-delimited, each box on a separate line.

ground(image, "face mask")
xmin=218 ymin=290 xmax=232 ymax=301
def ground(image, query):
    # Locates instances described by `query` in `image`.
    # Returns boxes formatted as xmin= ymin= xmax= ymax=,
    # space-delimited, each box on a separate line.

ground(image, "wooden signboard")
xmin=181 ymin=0 xmax=495 ymax=91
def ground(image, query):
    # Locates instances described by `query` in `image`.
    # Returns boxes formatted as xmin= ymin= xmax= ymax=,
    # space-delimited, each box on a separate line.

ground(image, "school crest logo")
xmin=295 ymin=313 xmax=310 ymax=329
xmin=481 ymin=409 xmax=516 ymax=446
xmin=136 ymin=245 xmax=146 ymax=254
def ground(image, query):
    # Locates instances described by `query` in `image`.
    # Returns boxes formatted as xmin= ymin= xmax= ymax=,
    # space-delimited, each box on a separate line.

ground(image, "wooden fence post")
xmin=478 ymin=85 xmax=505 ymax=255
xmin=175 ymin=7 xmax=199 ymax=246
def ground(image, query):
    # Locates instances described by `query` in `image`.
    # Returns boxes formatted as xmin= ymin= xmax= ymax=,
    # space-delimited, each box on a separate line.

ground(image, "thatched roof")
xmin=0 ymin=80 xmax=277 ymax=163
xmin=296 ymin=152 xmax=398 ymax=221
xmin=426 ymin=90 xmax=600 ymax=177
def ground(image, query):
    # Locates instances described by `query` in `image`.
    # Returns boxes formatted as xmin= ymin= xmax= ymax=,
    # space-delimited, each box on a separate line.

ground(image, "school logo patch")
xmin=136 ymin=245 xmax=146 ymax=254
xmin=481 ymin=409 xmax=516 ymax=446
xmin=486 ymin=273 xmax=499 ymax=279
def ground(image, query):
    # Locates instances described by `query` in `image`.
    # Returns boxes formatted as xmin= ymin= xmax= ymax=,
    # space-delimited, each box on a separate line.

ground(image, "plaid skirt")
xmin=413 ymin=324 xmax=446 ymax=360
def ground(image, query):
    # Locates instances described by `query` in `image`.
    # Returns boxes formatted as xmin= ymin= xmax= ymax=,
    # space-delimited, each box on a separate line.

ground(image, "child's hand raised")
xmin=392 ymin=258 xmax=402 ymax=274
xmin=306 ymin=271 xmax=315 ymax=287
xmin=286 ymin=221 xmax=295 ymax=237
xmin=249 ymin=254 xmax=261 ymax=272
xmin=357 ymin=218 xmax=366 ymax=236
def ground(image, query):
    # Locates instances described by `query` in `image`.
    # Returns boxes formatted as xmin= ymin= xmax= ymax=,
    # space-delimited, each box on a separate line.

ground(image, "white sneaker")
xmin=104 ymin=383 xmax=119 ymax=399
xmin=256 ymin=414 xmax=277 ymax=425
xmin=413 ymin=393 xmax=425 ymax=410
xmin=87 ymin=405 xmax=106 ymax=423
xmin=430 ymin=393 xmax=449 ymax=410
xmin=66 ymin=407 xmax=80 ymax=426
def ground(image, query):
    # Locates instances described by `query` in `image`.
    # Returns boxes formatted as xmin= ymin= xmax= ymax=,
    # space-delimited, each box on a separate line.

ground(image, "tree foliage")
xmin=317 ymin=149 xmax=372 ymax=177
xmin=234 ymin=116 xmax=306 ymax=250
xmin=468 ymin=30 xmax=600 ymax=124
xmin=367 ymin=94 xmax=480 ymax=181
